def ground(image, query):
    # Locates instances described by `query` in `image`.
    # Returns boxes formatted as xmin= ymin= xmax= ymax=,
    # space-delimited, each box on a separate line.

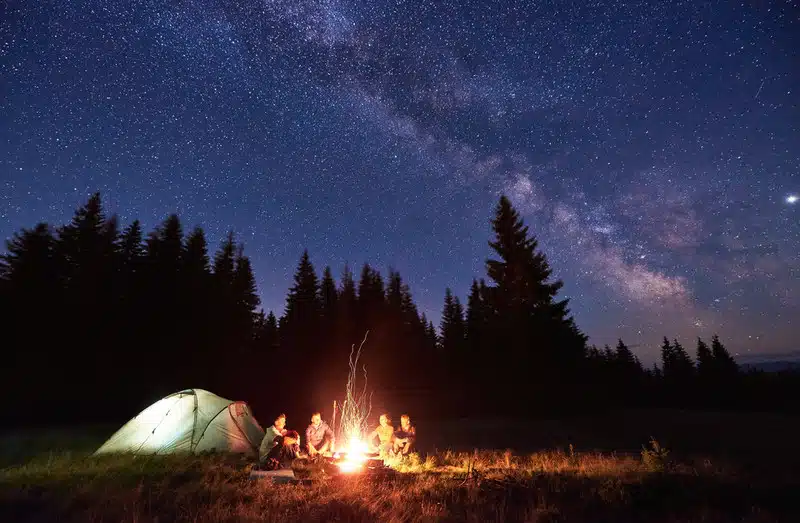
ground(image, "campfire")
xmin=327 ymin=332 xmax=391 ymax=476
xmin=332 ymin=435 xmax=372 ymax=473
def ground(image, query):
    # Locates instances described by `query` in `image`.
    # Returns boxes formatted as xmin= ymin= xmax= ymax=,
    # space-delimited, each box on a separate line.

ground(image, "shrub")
xmin=641 ymin=438 xmax=669 ymax=472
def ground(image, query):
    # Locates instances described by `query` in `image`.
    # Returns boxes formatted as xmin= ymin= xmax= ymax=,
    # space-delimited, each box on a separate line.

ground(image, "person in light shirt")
xmin=305 ymin=411 xmax=335 ymax=457
xmin=258 ymin=413 xmax=287 ymax=463
xmin=367 ymin=413 xmax=394 ymax=455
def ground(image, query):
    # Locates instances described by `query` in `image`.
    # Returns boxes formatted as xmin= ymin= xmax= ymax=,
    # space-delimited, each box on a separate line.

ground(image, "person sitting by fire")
xmin=367 ymin=413 xmax=394 ymax=456
xmin=392 ymin=414 xmax=416 ymax=456
xmin=305 ymin=411 xmax=335 ymax=457
xmin=260 ymin=430 xmax=301 ymax=470
xmin=258 ymin=413 xmax=287 ymax=462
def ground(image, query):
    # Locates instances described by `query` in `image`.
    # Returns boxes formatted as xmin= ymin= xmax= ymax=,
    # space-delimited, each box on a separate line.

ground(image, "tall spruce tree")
xmin=142 ymin=214 xmax=186 ymax=394
xmin=0 ymin=223 xmax=61 ymax=422
xmin=483 ymin=195 xmax=586 ymax=412
xmin=182 ymin=227 xmax=212 ymax=356
xmin=283 ymin=250 xmax=320 ymax=329
xmin=213 ymin=232 xmax=237 ymax=286
xmin=320 ymin=266 xmax=338 ymax=319
xmin=660 ymin=337 xmax=674 ymax=376
xmin=233 ymin=245 xmax=260 ymax=342
xmin=710 ymin=334 xmax=738 ymax=378
xmin=465 ymin=279 xmax=485 ymax=350
xmin=615 ymin=339 xmax=639 ymax=368
xmin=440 ymin=288 xmax=466 ymax=356
xmin=672 ymin=339 xmax=694 ymax=378
xmin=56 ymin=194 xmax=120 ymax=411
xmin=183 ymin=226 xmax=211 ymax=278
xmin=320 ymin=265 xmax=338 ymax=349
xmin=696 ymin=338 xmax=713 ymax=379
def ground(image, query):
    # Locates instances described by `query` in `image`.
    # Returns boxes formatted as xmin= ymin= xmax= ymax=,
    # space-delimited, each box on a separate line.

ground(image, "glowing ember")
xmin=334 ymin=436 xmax=370 ymax=473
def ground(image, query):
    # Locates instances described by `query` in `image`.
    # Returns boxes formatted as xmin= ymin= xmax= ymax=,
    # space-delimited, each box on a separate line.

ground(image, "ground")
xmin=1 ymin=409 xmax=799 ymax=522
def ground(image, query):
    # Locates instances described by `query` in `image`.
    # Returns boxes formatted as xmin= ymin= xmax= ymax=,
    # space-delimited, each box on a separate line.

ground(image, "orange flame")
xmin=334 ymin=434 xmax=370 ymax=473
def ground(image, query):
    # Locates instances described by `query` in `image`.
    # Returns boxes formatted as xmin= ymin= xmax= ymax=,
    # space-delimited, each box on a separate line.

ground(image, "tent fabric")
xmin=95 ymin=389 xmax=265 ymax=456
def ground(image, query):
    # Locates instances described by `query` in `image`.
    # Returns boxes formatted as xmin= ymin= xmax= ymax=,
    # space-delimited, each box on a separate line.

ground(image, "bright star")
xmin=787 ymin=194 xmax=798 ymax=204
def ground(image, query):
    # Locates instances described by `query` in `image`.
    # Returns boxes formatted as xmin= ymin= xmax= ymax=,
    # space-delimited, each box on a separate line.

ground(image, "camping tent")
xmin=95 ymin=389 xmax=265 ymax=456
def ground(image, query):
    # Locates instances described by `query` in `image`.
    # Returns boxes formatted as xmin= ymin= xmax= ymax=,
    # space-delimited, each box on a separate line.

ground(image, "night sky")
xmin=2 ymin=0 xmax=798 ymax=364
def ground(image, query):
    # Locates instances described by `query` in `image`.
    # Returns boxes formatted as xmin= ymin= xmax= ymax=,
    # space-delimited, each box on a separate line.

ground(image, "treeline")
xmin=1 ymin=193 xmax=798 ymax=427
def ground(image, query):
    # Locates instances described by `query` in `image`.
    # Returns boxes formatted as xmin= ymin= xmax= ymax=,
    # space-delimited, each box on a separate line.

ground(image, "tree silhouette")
xmin=696 ymin=338 xmax=714 ymax=380
xmin=711 ymin=334 xmax=738 ymax=378
xmin=2 ymin=191 xmax=798 ymax=428
xmin=320 ymin=265 xmax=338 ymax=344
xmin=482 ymin=195 xmax=587 ymax=412
xmin=440 ymin=288 xmax=466 ymax=356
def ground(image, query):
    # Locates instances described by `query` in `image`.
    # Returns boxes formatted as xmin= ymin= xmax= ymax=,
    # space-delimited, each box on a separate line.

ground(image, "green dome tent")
xmin=95 ymin=389 xmax=265 ymax=456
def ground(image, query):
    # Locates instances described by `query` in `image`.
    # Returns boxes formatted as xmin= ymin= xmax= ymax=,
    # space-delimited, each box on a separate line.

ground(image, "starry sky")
xmin=2 ymin=0 xmax=798 ymax=364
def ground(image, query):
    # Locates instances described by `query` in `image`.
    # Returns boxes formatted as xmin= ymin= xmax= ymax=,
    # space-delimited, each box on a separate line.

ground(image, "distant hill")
xmin=737 ymin=352 xmax=800 ymax=373
xmin=739 ymin=361 xmax=800 ymax=373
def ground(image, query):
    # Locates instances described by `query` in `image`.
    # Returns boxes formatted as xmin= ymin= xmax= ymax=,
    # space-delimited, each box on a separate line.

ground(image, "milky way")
xmin=2 ymin=0 xmax=798 ymax=363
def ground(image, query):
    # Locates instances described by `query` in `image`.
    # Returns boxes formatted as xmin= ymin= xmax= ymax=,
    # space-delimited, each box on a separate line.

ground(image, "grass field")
xmin=1 ymin=410 xmax=799 ymax=522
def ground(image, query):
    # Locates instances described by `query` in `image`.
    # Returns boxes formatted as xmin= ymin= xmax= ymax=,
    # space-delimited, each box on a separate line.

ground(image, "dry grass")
xmin=1 ymin=443 xmax=798 ymax=522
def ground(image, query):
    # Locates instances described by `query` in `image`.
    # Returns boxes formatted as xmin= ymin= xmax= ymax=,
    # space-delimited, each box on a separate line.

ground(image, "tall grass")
xmin=2 ymin=444 xmax=797 ymax=522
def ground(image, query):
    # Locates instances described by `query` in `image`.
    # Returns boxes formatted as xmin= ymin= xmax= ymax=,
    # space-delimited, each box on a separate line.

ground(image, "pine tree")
xmin=47 ymin=194 xmax=122 ymax=414
xmin=423 ymin=317 xmax=438 ymax=349
xmin=339 ymin=263 xmax=357 ymax=308
xmin=485 ymin=196 xmax=586 ymax=381
xmin=465 ymin=278 xmax=492 ymax=365
xmin=254 ymin=309 xmax=280 ymax=355
xmin=146 ymin=214 xmax=183 ymax=276
xmin=386 ymin=269 xmax=404 ymax=312
xmin=696 ymin=338 xmax=713 ymax=380
xmin=487 ymin=196 xmax=563 ymax=310
xmin=233 ymin=245 xmax=260 ymax=339
xmin=265 ymin=310 xmax=279 ymax=348
xmin=615 ymin=339 xmax=639 ymax=368
xmin=205 ymin=230 xmax=239 ymax=386
xmin=357 ymin=263 xmax=385 ymax=322
xmin=710 ymin=334 xmax=738 ymax=378
xmin=0 ymin=223 xmax=58 ymax=288
xmin=118 ymin=220 xmax=145 ymax=274
xmin=182 ymin=226 xmax=212 ymax=359
xmin=139 ymin=214 xmax=187 ymax=394
xmin=320 ymin=265 xmax=338 ymax=329
xmin=660 ymin=337 xmax=674 ymax=375
xmin=672 ymin=339 xmax=694 ymax=377
xmin=0 ymin=223 xmax=65 ymax=423
xmin=440 ymin=288 xmax=466 ymax=356
xmin=283 ymin=250 xmax=320 ymax=327
xmin=213 ymin=231 xmax=237 ymax=286
xmin=183 ymin=226 xmax=211 ymax=278
xmin=57 ymin=193 xmax=118 ymax=301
